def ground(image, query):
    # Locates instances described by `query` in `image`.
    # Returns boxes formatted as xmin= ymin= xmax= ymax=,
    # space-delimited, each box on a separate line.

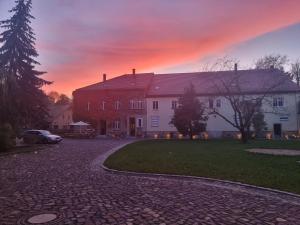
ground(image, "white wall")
xmin=146 ymin=93 xmax=300 ymax=137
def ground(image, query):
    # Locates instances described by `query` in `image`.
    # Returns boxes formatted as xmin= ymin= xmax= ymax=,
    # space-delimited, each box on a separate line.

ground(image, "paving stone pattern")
xmin=1 ymin=139 xmax=300 ymax=225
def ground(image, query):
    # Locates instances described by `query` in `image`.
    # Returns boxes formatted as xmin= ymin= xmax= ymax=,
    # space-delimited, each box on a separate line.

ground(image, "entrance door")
xmin=100 ymin=120 xmax=106 ymax=135
xmin=129 ymin=117 xmax=136 ymax=136
xmin=273 ymin=123 xmax=282 ymax=137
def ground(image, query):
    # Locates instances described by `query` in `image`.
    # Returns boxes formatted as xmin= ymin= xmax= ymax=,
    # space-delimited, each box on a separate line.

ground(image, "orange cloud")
xmin=32 ymin=0 xmax=300 ymax=95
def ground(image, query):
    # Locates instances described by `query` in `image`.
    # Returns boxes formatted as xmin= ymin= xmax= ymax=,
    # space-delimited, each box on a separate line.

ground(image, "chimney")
xmin=132 ymin=68 xmax=136 ymax=75
xmin=102 ymin=73 xmax=106 ymax=82
xmin=234 ymin=63 xmax=238 ymax=73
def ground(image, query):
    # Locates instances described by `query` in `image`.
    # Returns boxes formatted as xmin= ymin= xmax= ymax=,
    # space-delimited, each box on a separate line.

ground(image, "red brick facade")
xmin=73 ymin=74 xmax=152 ymax=136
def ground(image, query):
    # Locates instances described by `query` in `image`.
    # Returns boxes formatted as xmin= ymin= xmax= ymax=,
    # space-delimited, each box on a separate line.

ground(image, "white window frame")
xmin=115 ymin=100 xmax=120 ymax=110
xmin=136 ymin=118 xmax=143 ymax=128
xmin=113 ymin=120 xmax=120 ymax=130
xmin=153 ymin=101 xmax=159 ymax=110
xmin=101 ymin=101 xmax=106 ymax=110
xmin=171 ymin=100 xmax=177 ymax=109
xmin=129 ymin=100 xmax=144 ymax=110
xmin=151 ymin=116 xmax=159 ymax=127
xmin=216 ymin=99 xmax=221 ymax=108
xmin=273 ymin=97 xmax=284 ymax=107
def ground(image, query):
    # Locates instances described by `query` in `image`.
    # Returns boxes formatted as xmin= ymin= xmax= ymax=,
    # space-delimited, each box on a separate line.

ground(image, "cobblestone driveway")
xmin=1 ymin=139 xmax=300 ymax=225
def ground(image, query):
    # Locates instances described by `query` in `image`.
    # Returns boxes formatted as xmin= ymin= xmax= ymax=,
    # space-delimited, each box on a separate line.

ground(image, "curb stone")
xmin=94 ymin=140 xmax=300 ymax=205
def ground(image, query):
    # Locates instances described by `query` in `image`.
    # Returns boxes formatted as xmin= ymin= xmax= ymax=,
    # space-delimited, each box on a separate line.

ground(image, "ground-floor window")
xmin=113 ymin=120 xmax=120 ymax=130
xmin=151 ymin=116 xmax=159 ymax=127
xmin=137 ymin=118 xmax=143 ymax=128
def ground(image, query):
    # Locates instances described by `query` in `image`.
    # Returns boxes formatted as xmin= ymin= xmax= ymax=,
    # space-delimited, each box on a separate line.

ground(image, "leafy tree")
xmin=170 ymin=84 xmax=207 ymax=140
xmin=290 ymin=59 xmax=300 ymax=86
xmin=0 ymin=0 xmax=51 ymax=129
xmin=255 ymin=54 xmax=288 ymax=71
xmin=48 ymin=91 xmax=60 ymax=104
xmin=56 ymin=94 xmax=71 ymax=105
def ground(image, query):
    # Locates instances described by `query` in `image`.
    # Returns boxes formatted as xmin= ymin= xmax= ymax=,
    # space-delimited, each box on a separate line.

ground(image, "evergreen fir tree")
xmin=0 ymin=0 xmax=51 ymax=129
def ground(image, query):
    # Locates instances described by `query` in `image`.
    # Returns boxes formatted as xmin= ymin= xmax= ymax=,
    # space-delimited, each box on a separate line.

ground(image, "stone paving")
xmin=0 ymin=139 xmax=300 ymax=225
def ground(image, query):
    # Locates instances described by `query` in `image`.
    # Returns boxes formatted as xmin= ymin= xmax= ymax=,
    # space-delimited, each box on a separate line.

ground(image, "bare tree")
xmin=199 ymin=56 xmax=239 ymax=72
xmin=255 ymin=54 xmax=288 ymax=71
xmin=210 ymin=66 xmax=286 ymax=143
xmin=291 ymin=59 xmax=300 ymax=86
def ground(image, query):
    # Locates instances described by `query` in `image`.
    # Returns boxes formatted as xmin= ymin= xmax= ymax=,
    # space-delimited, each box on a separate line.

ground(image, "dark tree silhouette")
xmin=170 ymin=84 xmax=207 ymax=140
xmin=0 ymin=0 xmax=51 ymax=129
xmin=255 ymin=54 xmax=288 ymax=71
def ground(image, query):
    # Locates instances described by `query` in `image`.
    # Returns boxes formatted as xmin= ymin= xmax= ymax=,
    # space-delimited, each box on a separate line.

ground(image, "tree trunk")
xmin=241 ymin=130 xmax=248 ymax=143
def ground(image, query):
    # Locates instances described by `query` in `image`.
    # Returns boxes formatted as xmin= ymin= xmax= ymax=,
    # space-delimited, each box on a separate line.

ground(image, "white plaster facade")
xmin=146 ymin=93 xmax=300 ymax=138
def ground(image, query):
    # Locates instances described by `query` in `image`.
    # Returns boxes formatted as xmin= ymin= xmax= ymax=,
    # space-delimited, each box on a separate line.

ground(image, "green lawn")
xmin=104 ymin=140 xmax=300 ymax=194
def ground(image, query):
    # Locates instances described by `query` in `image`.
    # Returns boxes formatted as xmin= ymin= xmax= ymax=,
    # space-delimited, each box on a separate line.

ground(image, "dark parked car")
xmin=23 ymin=130 xmax=63 ymax=144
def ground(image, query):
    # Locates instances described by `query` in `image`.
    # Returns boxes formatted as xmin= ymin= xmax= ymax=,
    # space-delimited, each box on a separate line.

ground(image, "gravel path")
xmin=0 ymin=139 xmax=300 ymax=225
xmin=247 ymin=148 xmax=300 ymax=156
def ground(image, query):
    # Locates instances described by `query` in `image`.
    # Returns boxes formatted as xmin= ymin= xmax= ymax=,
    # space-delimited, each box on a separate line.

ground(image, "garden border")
xmin=98 ymin=140 xmax=300 ymax=204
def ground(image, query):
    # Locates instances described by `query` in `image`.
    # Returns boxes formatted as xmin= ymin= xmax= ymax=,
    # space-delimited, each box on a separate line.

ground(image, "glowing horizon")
xmin=1 ymin=0 xmax=300 ymax=96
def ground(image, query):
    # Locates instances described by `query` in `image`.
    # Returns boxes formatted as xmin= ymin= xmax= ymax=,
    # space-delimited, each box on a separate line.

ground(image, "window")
xmin=209 ymin=99 xmax=214 ymax=109
xmin=129 ymin=100 xmax=144 ymax=109
xmin=137 ymin=118 xmax=143 ymax=128
xmin=113 ymin=120 xmax=120 ymax=130
xmin=87 ymin=102 xmax=90 ymax=111
xmin=216 ymin=99 xmax=221 ymax=107
xmin=115 ymin=101 xmax=120 ymax=110
xmin=273 ymin=97 xmax=284 ymax=107
xmin=171 ymin=101 xmax=177 ymax=109
xmin=101 ymin=101 xmax=105 ymax=110
xmin=151 ymin=116 xmax=159 ymax=127
xmin=153 ymin=101 xmax=159 ymax=110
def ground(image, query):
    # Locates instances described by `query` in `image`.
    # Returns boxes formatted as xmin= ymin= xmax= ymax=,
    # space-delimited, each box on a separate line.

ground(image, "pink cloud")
xmin=26 ymin=0 xmax=300 ymax=95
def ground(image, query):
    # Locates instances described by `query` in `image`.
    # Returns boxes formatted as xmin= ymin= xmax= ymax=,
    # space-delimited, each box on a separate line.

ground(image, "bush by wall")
xmin=0 ymin=123 xmax=15 ymax=152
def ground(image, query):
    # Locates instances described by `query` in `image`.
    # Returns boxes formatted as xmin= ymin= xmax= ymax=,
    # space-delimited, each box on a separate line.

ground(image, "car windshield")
xmin=40 ymin=130 xmax=51 ymax=135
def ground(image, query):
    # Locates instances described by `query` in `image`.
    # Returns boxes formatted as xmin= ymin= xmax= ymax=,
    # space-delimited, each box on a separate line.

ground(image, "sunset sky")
xmin=1 ymin=0 xmax=300 ymax=96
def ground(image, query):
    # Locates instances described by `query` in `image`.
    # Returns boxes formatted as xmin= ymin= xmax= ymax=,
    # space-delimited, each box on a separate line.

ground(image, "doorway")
xmin=129 ymin=117 xmax=136 ymax=136
xmin=100 ymin=120 xmax=106 ymax=135
xmin=273 ymin=123 xmax=282 ymax=137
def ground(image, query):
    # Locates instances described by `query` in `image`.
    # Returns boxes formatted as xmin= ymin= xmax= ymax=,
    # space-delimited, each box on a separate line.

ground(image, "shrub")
xmin=0 ymin=123 xmax=15 ymax=151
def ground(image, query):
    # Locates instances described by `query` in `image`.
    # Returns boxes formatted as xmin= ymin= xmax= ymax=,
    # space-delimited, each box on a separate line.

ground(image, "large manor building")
xmin=73 ymin=67 xmax=300 ymax=138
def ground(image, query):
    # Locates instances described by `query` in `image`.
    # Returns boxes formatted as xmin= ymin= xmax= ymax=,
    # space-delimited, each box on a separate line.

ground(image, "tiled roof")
xmin=147 ymin=69 xmax=300 ymax=96
xmin=73 ymin=69 xmax=300 ymax=96
xmin=74 ymin=73 xmax=154 ymax=92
